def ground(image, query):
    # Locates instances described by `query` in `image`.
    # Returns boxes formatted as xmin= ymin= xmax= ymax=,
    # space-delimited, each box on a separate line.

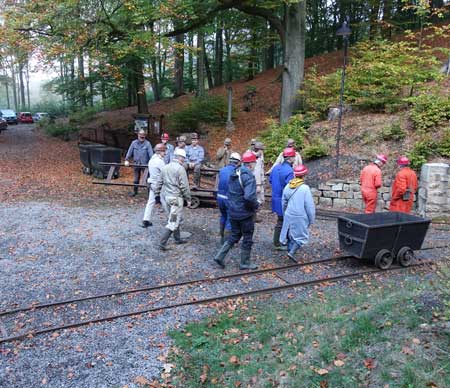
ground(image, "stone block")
xmin=333 ymin=198 xmax=347 ymax=208
xmin=338 ymin=191 xmax=353 ymax=199
xmin=311 ymin=188 xmax=322 ymax=197
xmin=331 ymin=183 xmax=344 ymax=191
xmin=323 ymin=190 xmax=338 ymax=198
xmin=326 ymin=179 xmax=346 ymax=186
xmin=376 ymin=200 xmax=386 ymax=211
xmin=420 ymin=163 xmax=449 ymax=182
xmin=343 ymin=184 xmax=350 ymax=192
xmin=347 ymin=199 xmax=363 ymax=210
xmin=353 ymin=192 xmax=362 ymax=199
xmin=319 ymin=197 xmax=332 ymax=207
xmin=314 ymin=196 xmax=319 ymax=205
xmin=318 ymin=183 xmax=331 ymax=190
xmin=379 ymin=187 xmax=390 ymax=193
xmin=382 ymin=193 xmax=391 ymax=201
xmin=350 ymin=184 xmax=360 ymax=192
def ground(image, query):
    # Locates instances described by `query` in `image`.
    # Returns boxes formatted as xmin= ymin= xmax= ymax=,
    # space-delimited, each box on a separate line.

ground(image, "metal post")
xmin=226 ymin=86 xmax=235 ymax=132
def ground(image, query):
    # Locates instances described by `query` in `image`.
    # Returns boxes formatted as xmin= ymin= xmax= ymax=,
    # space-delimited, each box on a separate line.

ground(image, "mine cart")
xmin=338 ymin=212 xmax=431 ymax=269
xmin=78 ymin=143 xmax=105 ymax=174
xmin=90 ymin=147 xmax=122 ymax=179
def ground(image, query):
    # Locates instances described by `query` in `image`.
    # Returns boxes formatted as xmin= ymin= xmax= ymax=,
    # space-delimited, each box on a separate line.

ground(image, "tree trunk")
xmin=188 ymin=33 xmax=194 ymax=91
xmin=280 ymin=1 xmax=306 ymax=123
xmin=10 ymin=60 xmax=18 ymax=111
xmin=196 ymin=31 xmax=205 ymax=97
xmin=70 ymin=58 xmax=75 ymax=107
xmin=204 ymin=40 xmax=214 ymax=89
xmin=88 ymin=56 xmax=94 ymax=107
xmin=3 ymin=69 xmax=10 ymax=108
xmin=174 ymin=32 xmax=185 ymax=97
xmin=26 ymin=61 xmax=30 ymax=109
xmin=150 ymin=23 xmax=160 ymax=101
xmin=224 ymin=28 xmax=232 ymax=82
xmin=135 ymin=57 xmax=148 ymax=113
xmin=382 ymin=0 xmax=392 ymax=38
xmin=369 ymin=0 xmax=381 ymax=39
xmin=18 ymin=62 xmax=25 ymax=109
xmin=78 ymin=51 xmax=87 ymax=108
xmin=214 ymin=26 xmax=223 ymax=86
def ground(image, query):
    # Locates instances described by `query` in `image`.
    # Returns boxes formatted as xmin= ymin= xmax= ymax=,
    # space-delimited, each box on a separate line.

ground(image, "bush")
xmin=169 ymin=95 xmax=229 ymax=133
xmin=380 ymin=122 xmax=406 ymax=141
xmin=409 ymin=93 xmax=450 ymax=131
xmin=259 ymin=114 xmax=316 ymax=162
xmin=43 ymin=122 xmax=79 ymax=140
xmin=30 ymin=100 xmax=70 ymax=118
xmin=68 ymin=107 xmax=99 ymax=125
xmin=302 ymin=139 xmax=330 ymax=160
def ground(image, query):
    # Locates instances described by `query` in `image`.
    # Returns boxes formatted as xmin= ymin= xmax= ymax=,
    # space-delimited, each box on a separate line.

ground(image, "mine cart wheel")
xmin=374 ymin=249 xmax=393 ymax=270
xmin=397 ymin=246 xmax=415 ymax=267
xmin=189 ymin=196 xmax=200 ymax=209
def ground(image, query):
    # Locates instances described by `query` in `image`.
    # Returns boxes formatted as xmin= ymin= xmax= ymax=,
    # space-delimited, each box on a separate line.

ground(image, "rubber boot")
xmin=213 ymin=242 xmax=233 ymax=269
xmin=273 ymin=227 xmax=287 ymax=251
xmin=287 ymin=241 xmax=300 ymax=263
xmin=223 ymin=230 xmax=232 ymax=245
xmin=173 ymin=228 xmax=187 ymax=244
xmin=219 ymin=223 xmax=225 ymax=245
xmin=158 ymin=228 xmax=172 ymax=251
xmin=239 ymin=249 xmax=258 ymax=270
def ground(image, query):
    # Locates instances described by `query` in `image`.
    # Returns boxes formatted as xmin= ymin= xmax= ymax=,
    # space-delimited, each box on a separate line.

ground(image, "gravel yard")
xmin=1 ymin=125 xmax=448 ymax=388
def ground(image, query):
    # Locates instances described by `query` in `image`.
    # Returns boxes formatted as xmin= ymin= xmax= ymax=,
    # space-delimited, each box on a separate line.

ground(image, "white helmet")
xmin=174 ymin=148 xmax=186 ymax=158
xmin=230 ymin=152 xmax=241 ymax=162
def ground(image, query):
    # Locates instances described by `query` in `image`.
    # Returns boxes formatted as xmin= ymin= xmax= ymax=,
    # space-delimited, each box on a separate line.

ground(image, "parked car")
xmin=18 ymin=112 xmax=34 ymax=124
xmin=0 ymin=117 xmax=7 ymax=132
xmin=33 ymin=112 xmax=50 ymax=122
xmin=0 ymin=109 xmax=18 ymax=124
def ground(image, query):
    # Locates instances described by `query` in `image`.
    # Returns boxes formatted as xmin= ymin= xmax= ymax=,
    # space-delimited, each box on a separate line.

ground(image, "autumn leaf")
xmin=229 ymin=355 xmax=240 ymax=365
xmin=333 ymin=359 xmax=345 ymax=367
xmin=320 ymin=381 xmax=329 ymax=388
xmin=200 ymin=364 xmax=209 ymax=384
xmin=402 ymin=346 xmax=414 ymax=355
xmin=363 ymin=358 xmax=376 ymax=370
xmin=412 ymin=338 xmax=421 ymax=345
xmin=134 ymin=376 xmax=151 ymax=385
xmin=316 ymin=368 xmax=329 ymax=375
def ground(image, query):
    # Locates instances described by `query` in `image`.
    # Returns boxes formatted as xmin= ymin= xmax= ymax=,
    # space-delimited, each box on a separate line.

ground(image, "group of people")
xmin=123 ymin=129 xmax=419 ymax=271
xmin=360 ymin=154 xmax=418 ymax=214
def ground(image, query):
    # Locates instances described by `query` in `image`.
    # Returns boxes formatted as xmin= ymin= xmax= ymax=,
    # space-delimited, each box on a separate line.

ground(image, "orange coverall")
xmin=389 ymin=167 xmax=418 ymax=214
xmin=360 ymin=163 xmax=382 ymax=213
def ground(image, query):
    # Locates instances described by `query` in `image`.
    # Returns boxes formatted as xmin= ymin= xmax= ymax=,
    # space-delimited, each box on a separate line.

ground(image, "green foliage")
xmin=68 ymin=107 xmax=99 ymax=125
xmin=409 ymin=92 xmax=450 ymax=131
xmin=303 ymin=138 xmax=330 ymax=160
xmin=303 ymin=40 xmax=443 ymax=115
xmin=259 ymin=114 xmax=316 ymax=162
xmin=407 ymin=130 xmax=449 ymax=170
xmin=30 ymin=100 xmax=70 ymax=118
xmin=434 ymin=260 xmax=450 ymax=320
xmin=380 ymin=122 xmax=406 ymax=141
xmin=43 ymin=122 xmax=78 ymax=140
xmin=169 ymin=95 xmax=228 ymax=133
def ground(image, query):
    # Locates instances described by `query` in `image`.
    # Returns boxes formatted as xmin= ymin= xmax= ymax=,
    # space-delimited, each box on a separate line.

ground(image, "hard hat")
xmin=138 ymin=129 xmax=146 ymax=135
xmin=161 ymin=132 xmax=169 ymax=140
xmin=287 ymin=138 xmax=295 ymax=146
xmin=224 ymin=138 xmax=232 ymax=145
xmin=191 ymin=132 xmax=199 ymax=140
xmin=155 ymin=143 xmax=167 ymax=152
xmin=254 ymin=141 xmax=265 ymax=150
xmin=242 ymin=151 xmax=257 ymax=163
xmin=397 ymin=156 xmax=410 ymax=166
xmin=178 ymin=135 xmax=187 ymax=142
xmin=283 ymin=148 xmax=296 ymax=157
xmin=174 ymin=148 xmax=186 ymax=158
xmin=376 ymin=154 xmax=388 ymax=164
xmin=250 ymin=138 xmax=257 ymax=145
xmin=294 ymin=164 xmax=308 ymax=177
xmin=230 ymin=152 xmax=241 ymax=162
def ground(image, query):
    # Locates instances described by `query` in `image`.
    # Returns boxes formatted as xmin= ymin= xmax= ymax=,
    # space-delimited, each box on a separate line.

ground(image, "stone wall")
xmin=312 ymin=179 xmax=393 ymax=212
xmin=418 ymin=163 xmax=450 ymax=219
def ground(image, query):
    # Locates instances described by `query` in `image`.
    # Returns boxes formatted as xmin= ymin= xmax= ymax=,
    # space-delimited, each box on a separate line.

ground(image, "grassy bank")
xmin=167 ymin=269 xmax=450 ymax=387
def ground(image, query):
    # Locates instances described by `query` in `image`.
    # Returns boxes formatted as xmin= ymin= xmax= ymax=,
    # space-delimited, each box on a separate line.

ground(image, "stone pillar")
xmin=226 ymin=86 xmax=235 ymax=132
xmin=418 ymin=163 xmax=450 ymax=219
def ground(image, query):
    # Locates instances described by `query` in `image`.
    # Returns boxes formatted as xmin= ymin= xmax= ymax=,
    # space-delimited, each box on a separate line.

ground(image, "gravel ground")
xmin=0 ymin=200 xmax=448 ymax=388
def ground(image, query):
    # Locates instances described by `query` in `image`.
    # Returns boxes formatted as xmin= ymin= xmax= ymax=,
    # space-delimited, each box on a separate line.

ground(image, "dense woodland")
xmin=0 ymin=0 xmax=449 ymax=123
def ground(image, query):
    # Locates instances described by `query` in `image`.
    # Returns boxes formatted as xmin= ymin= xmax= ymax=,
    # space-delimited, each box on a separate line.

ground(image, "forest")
xmin=0 ymin=0 xmax=449 ymax=124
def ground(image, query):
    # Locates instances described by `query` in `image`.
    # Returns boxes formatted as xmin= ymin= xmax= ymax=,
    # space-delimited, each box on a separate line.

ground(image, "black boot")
xmin=173 ymin=228 xmax=187 ymax=244
xmin=273 ymin=227 xmax=287 ymax=251
xmin=239 ymin=249 xmax=258 ymax=270
xmin=287 ymin=242 xmax=300 ymax=262
xmin=141 ymin=220 xmax=152 ymax=228
xmin=219 ymin=223 xmax=225 ymax=245
xmin=158 ymin=228 xmax=172 ymax=251
xmin=213 ymin=241 xmax=233 ymax=269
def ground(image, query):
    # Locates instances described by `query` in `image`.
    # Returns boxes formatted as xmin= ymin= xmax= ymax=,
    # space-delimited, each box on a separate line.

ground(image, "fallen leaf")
xmin=316 ymin=368 xmax=329 ymax=375
xmin=185 ymin=332 xmax=192 ymax=337
xmin=163 ymin=363 xmax=174 ymax=373
xmin=229 ymin=355 xmax=240 ymax=365
xmin=402 ymin=346 xmax=414 ymax=355
xmin=363 ymin=358 xmax=376 ymax=370
xmin=333 ymin=359 xmax=345 ymax=367
xmin=320 ymin=381 xmax=329 ymax=388
xmin=134 ymin=376 xmax=151 ymax=385
xmin=412 ymin=338 xmax=421 ymax=345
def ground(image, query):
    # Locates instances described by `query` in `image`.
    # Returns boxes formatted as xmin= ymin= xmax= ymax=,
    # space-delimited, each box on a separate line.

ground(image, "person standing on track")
xmin=213 ymin=151 xmax=259 ymax=270
xmin=141 ymin=143 xmax=166 ymax=228
xmin=124 ymin=129 xmax=153 ymax=197
xmin=269 ymin=148 xmax=295 ymax=250
xmin=389 ymin=156 xmax=418 ymax=214
xmin=154 ymin=148 xmax=192 ymax=251
xmin=360 ymin=154 xmax=387 ymax=214
xmin=216 ymin=152 xmax=241 ymax=244
xmin=160 ymin=133 xmax=174 ymax=164
xmin=281 ymin=165 xmax=316 ymax=261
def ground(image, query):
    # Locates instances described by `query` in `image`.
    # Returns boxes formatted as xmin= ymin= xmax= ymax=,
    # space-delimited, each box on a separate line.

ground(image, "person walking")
xmin=186 ymin=133 xmax=205 ymax=188
xmin=154 ymin=148 xmax=192 ymax=250
xmin=280 ymin=165 xmax=316 ymax=261
xmin=360 ymin=154 xmax=387 ymax=214
xmin=389 ymin=156 xmax=418 ymax=214
xmin=216 ymin=152 xmax=241 ymax=244
xmin=160 ymin=132 xmax=174 ymax=164
xmin=269 ymin=148 xmax=295 ymax=250
xmin=267 ymin=139 xmax=302 ymax=174
xmin=124 ymin=129 xmax=153 ymax=196
xmin=141 ymin=143 xmax=166 ymax=228
xmin=213 ymin=151 xmax=259 ymax=270
xmin=216 ymin=138 xmax=232 ymax=169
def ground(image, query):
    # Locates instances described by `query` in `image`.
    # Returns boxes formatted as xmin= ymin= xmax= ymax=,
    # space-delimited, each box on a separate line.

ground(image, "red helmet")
xmin=283 ymin=148 xmax=296 ymax=157
xmin=161 ymin=133 xmax=169 ymax=140
xmin=376 ymin=154 xmax=388 ymax=164
xmin=294 ymin=164 xmax=308 ymax=177
xmin=397 ymin=156 xmax=410 ymax=166
xmin=242 ymin=151 xmax=257 ymax=163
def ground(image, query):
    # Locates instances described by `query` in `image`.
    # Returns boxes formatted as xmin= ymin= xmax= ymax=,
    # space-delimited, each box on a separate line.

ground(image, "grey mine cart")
xmin=337 ymin=212 xmax=431 ymax=269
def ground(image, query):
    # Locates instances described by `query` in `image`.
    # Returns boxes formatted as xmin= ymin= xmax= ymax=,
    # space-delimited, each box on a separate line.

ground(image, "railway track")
xmin=0 ymin=245 xmax=447 ymax=345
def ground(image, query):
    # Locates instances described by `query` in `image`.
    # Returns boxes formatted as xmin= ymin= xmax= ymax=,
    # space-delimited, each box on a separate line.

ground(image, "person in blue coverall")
xmin=213 ymin=151 xmax=260 ymax=270
xmin=269 ymin=148 xmax=295 ymax=250
xmin=216 ymin=152 xmax=242 ymax=245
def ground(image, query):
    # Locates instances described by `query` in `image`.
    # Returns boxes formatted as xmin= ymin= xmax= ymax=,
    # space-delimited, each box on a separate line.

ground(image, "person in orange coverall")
xmin=389 ymin=156 xmax=418 ymax=214
xmin=360 ymin=154 xmax=387 ymax=213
